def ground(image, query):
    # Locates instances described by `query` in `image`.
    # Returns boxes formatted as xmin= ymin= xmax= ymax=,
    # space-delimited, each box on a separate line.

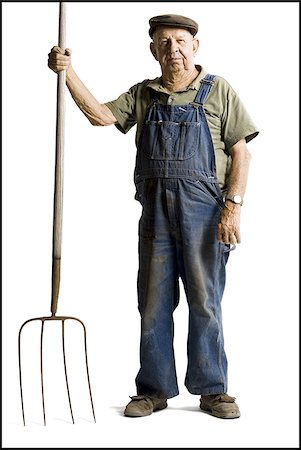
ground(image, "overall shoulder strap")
xmin=194 ymin=73 xmax=216 ymax=105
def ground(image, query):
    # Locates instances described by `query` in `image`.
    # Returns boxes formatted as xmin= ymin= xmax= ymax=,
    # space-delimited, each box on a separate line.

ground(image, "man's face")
xmin=150 ymin=26 xmax=199 ymax=73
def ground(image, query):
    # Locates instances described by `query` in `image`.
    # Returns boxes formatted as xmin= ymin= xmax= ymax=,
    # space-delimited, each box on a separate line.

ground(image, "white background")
xmin=2 ymin=1 xmax=299 ymax=448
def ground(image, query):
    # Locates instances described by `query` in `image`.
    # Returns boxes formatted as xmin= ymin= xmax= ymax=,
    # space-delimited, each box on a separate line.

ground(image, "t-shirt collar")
xmin=148 ymin=65 xmax=208 ymax=93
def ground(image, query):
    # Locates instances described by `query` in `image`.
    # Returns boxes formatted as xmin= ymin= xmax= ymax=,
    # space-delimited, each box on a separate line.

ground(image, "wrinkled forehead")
xmin=153 ymin=26 xmax=194 ymax=40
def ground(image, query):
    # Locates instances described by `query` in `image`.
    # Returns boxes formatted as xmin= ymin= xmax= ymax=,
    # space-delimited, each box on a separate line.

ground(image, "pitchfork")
xmin=18 ymin=2 xmax=96 ymax=426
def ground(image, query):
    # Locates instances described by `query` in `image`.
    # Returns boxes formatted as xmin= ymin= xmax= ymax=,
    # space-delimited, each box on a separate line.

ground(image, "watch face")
xmin=233 ymin=195 xmax=242 ymax=204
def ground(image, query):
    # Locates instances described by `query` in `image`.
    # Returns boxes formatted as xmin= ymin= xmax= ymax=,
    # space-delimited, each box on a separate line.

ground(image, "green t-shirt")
xmin=105 ymin=65 xmax=259 ymax=190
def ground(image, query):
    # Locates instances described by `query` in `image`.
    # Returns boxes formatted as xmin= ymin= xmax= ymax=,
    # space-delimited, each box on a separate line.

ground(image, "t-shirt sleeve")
xmin=221 ymin=80 xmax=259 ymax=153
xmin=104 ymin=84 xmax=138 ymax=134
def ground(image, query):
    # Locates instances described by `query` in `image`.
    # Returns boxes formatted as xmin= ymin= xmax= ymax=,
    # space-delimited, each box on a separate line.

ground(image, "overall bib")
xmin=134 ymin=74 xmax=231 ymax=399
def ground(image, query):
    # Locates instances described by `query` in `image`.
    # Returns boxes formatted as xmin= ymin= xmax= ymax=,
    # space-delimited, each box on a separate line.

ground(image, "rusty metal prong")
xmin=82 ymin=321 xmax=96 ymax=423
xmin=61 ymin=319 xmax=74 ymax=424
xmin=18 ymin=323 xmax=26 ymax=426
xmin=18 ymin=317 xmax=45 ymax=426
xmin=40 ymin=320 xmax=46 ymax=426
xmin=69 ymin=318 xmax=96 ymax=423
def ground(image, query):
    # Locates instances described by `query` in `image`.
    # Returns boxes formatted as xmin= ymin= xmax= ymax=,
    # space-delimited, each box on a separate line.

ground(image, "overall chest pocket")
xmin=141 ymin=120 xmax=201 ymax=161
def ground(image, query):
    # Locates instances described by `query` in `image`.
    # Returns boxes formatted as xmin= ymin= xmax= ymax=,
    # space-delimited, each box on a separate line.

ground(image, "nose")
xmin=170 ymin=39 xmax=179 ymax=54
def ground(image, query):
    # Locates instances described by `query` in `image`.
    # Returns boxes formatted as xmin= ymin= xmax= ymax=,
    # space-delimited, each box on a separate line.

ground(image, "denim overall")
xmin=134 ymin=74 xmax=231 ymax=399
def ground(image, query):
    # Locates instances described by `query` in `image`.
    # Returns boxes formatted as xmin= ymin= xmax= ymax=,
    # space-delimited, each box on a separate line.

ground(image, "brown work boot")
xmin=200 ymin=393 xmax=241 ymax=419
xmin=124 ymin=395 xmax=168 ymax=417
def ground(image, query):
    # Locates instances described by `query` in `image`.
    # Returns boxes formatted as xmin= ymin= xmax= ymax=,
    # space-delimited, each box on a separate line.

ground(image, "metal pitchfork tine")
xmin=18 ymin=2 xmax=96 ymax=426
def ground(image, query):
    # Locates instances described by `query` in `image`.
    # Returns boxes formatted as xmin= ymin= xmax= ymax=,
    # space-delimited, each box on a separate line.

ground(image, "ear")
xmin=150 ymin=42 xmax=158 ymax=61
xmin=192 ymin=38 xmax=199 ymax=55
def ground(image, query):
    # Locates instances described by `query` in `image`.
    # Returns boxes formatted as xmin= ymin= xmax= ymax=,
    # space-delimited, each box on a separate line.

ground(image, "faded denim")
xmin=134 ymin=74 xmax=232 ymax=399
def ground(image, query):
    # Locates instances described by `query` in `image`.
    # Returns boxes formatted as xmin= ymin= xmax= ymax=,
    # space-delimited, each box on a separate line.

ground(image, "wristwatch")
xmin=225 ymin=194 xmax=243 ymax=206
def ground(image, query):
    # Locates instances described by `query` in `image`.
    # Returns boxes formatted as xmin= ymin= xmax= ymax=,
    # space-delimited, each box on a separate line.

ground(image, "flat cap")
xmin=149 ymin=14 xmax=198 ymax=38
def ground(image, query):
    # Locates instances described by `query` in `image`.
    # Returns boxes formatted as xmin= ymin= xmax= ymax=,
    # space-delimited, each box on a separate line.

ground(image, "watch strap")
xmin=225 ymin=195 xmax=244 ymax=206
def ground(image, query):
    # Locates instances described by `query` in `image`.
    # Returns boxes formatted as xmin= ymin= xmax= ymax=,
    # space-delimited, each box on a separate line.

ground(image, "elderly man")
xmin=48 ymin=14 xmax=259 ymax=419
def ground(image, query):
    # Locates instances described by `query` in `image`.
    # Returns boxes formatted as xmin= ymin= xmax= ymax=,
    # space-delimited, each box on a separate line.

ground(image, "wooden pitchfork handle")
xmin=51 ymin=2 xmax=66 ymax=315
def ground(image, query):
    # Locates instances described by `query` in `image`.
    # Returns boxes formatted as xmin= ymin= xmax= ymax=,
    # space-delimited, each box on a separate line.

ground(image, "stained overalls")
xmin=134 ymin=74 xmax=232 ymax=399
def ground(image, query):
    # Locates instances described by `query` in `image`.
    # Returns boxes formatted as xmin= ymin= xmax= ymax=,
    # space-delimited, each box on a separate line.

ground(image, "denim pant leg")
xmin=177 ymin=179 xmax=230 ymax=395
xmin=135 ymin=181 xmax=180 ymax=399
